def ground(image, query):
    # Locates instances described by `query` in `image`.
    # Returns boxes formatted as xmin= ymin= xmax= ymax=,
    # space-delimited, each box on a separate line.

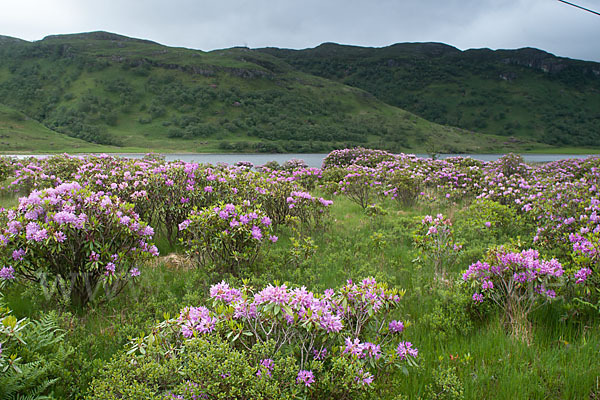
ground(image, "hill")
xmin=259 ymin=42 xmax=600 ymax=147
xmin=0 ymin=103 xmax=114 ymax=153
xmin=0 ymin=31 xmax=557 ymax=154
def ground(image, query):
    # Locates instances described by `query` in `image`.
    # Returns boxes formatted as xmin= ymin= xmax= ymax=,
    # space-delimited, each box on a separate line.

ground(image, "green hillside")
xmin=0 ymin=103 xmax=117 ymax=153
xmin=0 ymin=31 xmax=556 ymax=154
xmin=259 ymin=43 xmax=600 ymax=148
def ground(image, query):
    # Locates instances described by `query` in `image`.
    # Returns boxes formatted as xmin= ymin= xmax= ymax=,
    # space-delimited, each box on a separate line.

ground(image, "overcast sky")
xmin=1 ymin=0 xmax=599 ymax=62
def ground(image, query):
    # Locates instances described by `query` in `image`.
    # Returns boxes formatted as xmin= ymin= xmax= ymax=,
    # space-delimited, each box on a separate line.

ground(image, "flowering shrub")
xmin=109 ymin=279 xmax=417 ymax=398
xmin=337 ymin=166 xmax=382 ymax=209
xmin=0 ymin=182 xmax=158 ymax=305
xmin=146 ymin=164 xmax=228 ymax=245
xmin=380 ymin=168 xmax=422 ymax=207
xmin=245 ymin=176 xmax=333 ymax=227
xmin=322 ymin=147 xmax=397 ymax=169
xmin=413 ymin=214 xmax=462 ymax=275
xmin=567 ymin=232 xmax=600 ymax=312
xmin=462 ymin=248 xmax=564 ymax=340
xmin=179 ymin=202 xmax=277 ymax=272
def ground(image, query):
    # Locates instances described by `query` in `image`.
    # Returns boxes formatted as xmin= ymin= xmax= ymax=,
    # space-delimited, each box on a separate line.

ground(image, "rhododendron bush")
xmin=90 ymin=278 xmax=417 ymax=398
xmin=413 ymin=213 xmax=462 ymax=275
xmin=463 ymin=247 xmax=564 ymax=340
xmin=179 ymin=202 xmax=277 ymax=272
xmin=0 ymin=182 xmax=158 ymax=305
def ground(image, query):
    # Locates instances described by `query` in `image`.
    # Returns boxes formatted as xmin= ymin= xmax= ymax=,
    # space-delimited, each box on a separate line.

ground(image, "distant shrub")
xmin=322 ymin=147 xmax=396 ymax=169
xmin=338 ymin=166 xmax=382 ymax=209
xmin=413 ymin=214 xmax=462 ymax=275
xmin=381 ymin=168 xmax=422 ymax=207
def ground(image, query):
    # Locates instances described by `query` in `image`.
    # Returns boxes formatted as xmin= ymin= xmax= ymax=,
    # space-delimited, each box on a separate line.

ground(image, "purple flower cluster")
xmin=463 ymin=248 xmax=564 ymax=317
xmin=573 ymin=267 xmax=592 ymax=284
xmin=178 ymin=306 xmax=217 ymax=337
xmin=388 ymin=320 xmax=404 ymax=333
xmin=256 ymin=358 xmax=274 ymax=377
xmin=296 ymin=370 xmax=315 ymax=387
xmin=342 ymin=337 xmax=381 ymax=359
xmin=396 ymin=341 xmax=419 ymax=360
xmin=179 ymin=202 xmax=276 ymax=269
xmin=0 ymin=266 xmax=15 ymax=280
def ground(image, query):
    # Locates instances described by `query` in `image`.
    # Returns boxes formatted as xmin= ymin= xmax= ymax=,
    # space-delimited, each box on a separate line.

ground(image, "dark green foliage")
xmin=0 ymin=311 xmax=73 ymax=399
xmin=87 ymin=338 xmax=298 ymax=399
xmin=421 ymin=289 xmax=475 ymax=341
xmin=0 ymin=31 xmax=579 ymax=153
xmin=422 ymin=366 xmax=464 ymax=400
xmin=260 ymin=43 xmax=600 ymax=148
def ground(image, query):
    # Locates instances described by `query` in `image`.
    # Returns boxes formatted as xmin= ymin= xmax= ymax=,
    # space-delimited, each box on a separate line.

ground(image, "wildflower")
xmin=396 ymin=341 xmax=418 ymax=360
xmin=261 ymin=216 xmax=272 ymax=226
xmin=574 ymin=267 xmax=592 ymax=284
xmin=53 ymin=211 xmax=78 ymax=225
xmin=12 ymin=248 xmax=25 ymax=261
xmin=355 ymin=369 xmax=374 ymax=386
xmin=313 ymin=347 xmax=328 ymax=360
xmin=178 ymin=219 xmax=191 ymax=231
xmin=251 ymin=226 xmax=262 ymax=240
xmin=389 ymin=320 xmax=404 ymax=333
xmin=343 ymin=337 xmax=365 ymax=357
xmin=256 ymin=358 xmax=274 ymax=377
xmin=53 ymin=231 xmax=67 ymax=242
xmin=210 ymin=281 xmax=242 ymax=303
xmin=105 ymin=262 xmax=116 ymax=275
xmin=130 ymin=268 xmax=140 ymax=277
xmin=0 ymin=266 xmax=15 ymax=280
xmin=296 ymin=370 xmax=315 ymax=387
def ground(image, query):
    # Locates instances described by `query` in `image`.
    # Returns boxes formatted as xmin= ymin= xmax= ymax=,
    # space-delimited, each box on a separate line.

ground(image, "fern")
xmin=0 ymin=312 xmax=71 ymax=400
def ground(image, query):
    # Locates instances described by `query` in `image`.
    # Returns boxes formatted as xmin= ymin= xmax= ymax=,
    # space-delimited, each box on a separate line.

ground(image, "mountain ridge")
xmin=258 ymin=41 xmax=600 ymax=147
xmin=0 ymin=31 xmax=597 ymax=153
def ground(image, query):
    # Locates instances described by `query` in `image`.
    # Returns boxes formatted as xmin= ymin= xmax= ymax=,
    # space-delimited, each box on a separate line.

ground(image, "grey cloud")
xmin=0 ymin=0 xmax=598 ymax=61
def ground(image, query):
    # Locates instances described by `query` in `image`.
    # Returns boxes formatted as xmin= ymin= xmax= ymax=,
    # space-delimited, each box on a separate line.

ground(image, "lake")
xmin=5 ymin=153 xmax=598 ymax=168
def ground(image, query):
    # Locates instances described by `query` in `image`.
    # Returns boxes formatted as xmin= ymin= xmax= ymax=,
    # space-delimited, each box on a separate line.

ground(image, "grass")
xmin=2 ymin=190 xmax=598 ymax=399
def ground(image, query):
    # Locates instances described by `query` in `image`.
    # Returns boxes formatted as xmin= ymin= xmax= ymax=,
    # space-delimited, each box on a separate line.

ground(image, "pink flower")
xmin=389 ymin=320 xmax=404 ymax=333
xmin=0 ymin=266 xmax=15 ymax=280
xmin=296 ymin=370 xmax=315 ymax=387
xmin=396 ymin=341 xmax=418 ymax=360
xmin=472 ymin=293 xmax=484 ymax=303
